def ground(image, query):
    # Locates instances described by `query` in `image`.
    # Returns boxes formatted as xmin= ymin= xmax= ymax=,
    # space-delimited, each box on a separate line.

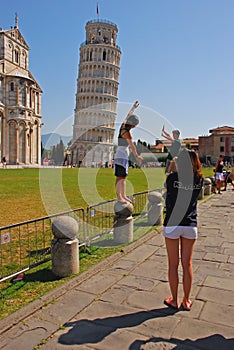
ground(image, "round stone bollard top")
xmin=114 ymin=201 xmax=133 ymax=217
xmin=148 ymin=191 xmax=163 ymax=204
xmin=204 ymin=177 xmax=212 ymax=185
xmin=52 ymin=216 xmax=79 ymax=240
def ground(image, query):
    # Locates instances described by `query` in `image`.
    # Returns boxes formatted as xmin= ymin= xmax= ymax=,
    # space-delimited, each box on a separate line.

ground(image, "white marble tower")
xmin=71 ymin=19 xmax=121 ymax=167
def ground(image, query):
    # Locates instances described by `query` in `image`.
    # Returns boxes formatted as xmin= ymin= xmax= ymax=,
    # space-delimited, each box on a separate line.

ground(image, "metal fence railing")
xmin=85 ymin=188 xmax=165 ymax=244
xmin=0 ymin=208 xmax=85 ymax=282
xmin=86 ymin=199 xmax=116 ymax=244
xmin=131 ymin=188 xmax=165 ymax=217
xmin=0 ymin=189 xmax=164 ymax=282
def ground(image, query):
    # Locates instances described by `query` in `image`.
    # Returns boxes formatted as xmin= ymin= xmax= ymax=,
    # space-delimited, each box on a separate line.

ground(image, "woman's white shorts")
xmin=163 ymin=226 xmax=197 ymax=239
xmin=215 ymin=172 xmax=224 ymax=181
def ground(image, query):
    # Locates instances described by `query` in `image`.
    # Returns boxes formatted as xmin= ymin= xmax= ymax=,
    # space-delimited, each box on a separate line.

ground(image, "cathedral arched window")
xmin=14 ymin=48 xmax=20 ymax=64
xmin=103 ymin=50 xmax=106 ymax=61
xmin=10 ymin=82 xmax=14 ymax=91
xmin=21 ymin=85 xmax=26 ymax=106
xmin=8 ymin=41 xmax=13 ymax=62
xmin=22 ymin=51 xmax=27 ymax=69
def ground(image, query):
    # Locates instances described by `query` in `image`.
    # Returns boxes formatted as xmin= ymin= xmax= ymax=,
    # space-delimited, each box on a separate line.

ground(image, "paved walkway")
xmin=0 ymin=189 xmax=234 ymax=350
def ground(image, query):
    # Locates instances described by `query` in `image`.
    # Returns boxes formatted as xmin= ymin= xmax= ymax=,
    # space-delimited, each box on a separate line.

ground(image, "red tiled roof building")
xmin=199 ymin=126 xmax=234 ymax=162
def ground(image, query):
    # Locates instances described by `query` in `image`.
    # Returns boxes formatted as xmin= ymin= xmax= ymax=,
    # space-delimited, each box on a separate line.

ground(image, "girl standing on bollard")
xmin=114 ymin=101 xmax=143 ymax=203
xmin=163 ymin=149 xmax=203 ymax=311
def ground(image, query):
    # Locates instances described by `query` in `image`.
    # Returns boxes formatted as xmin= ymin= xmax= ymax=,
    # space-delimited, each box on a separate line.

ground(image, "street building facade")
xmin=199 ymin=126 xmax=234 ymax=164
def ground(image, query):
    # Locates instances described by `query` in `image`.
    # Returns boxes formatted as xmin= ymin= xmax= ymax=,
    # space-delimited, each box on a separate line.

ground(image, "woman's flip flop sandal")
xmin=164 ymin=297 xmax=178 ymax=309
xmin=180 ymin=300 xmax=193 ymax=311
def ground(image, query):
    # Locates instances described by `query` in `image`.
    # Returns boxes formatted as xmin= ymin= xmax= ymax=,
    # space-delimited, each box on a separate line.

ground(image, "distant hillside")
xmin=41 ymin=133 xmax=72 ymax=149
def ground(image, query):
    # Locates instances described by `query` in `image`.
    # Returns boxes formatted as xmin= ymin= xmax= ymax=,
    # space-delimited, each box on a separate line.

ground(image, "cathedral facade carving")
xmin=0 ymin=17 xmax=42 ymax=165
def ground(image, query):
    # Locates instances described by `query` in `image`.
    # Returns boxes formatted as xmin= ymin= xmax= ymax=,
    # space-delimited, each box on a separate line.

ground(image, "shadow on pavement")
xmin=58 ymin=307 xmax=233 ymax=349
xmin=129 ymin=334 xmax=234 ymax=350
xmin=58 ymin=307 xmax=179 ymax=345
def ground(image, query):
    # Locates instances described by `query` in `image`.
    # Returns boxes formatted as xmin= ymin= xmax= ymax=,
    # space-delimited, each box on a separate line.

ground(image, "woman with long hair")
xmin=163 ymin=148 xmax=203 ymax=311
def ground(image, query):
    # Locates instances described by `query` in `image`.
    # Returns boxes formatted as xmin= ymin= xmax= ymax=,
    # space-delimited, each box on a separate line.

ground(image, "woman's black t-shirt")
xmin=164 ymin=172 xmax=203 ymax=227
xmin=216 ymin=161 xmax=224 ymax=173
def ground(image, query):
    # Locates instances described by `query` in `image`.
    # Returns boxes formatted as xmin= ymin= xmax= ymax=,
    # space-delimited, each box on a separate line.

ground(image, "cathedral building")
xmin=71 ymin=19 xmax=121 ymax=167
xmin=0 ymin=16 xmax=42 ymax=165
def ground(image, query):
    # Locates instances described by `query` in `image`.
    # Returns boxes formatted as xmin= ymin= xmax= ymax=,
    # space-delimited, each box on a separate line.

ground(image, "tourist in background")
xmin=1 ymin=156 xmax=7 ymax=169
xmin=161 ymin=126 xmax=181 ymax=175
xmin=215 ymin=155 xmax=224 ymax=194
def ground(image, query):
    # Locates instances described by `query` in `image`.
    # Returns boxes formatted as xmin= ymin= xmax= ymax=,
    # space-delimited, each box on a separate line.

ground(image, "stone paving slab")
xmin=115 ymin=274 xmax=157 ymax=291
xmin=203 ymin=252 xmax=229 ymax=263
xmin=202 ymin=236 xmax=225 ymax=247
xmin=200 ymin=301 xmax=234 ymax=327
xmin=118 ymin=243 xmax=159 ymax=263
xmin=36 ymin=289 xmax=95 ymax=326
xmin=0 ymin=189 xmax=234 ymax=349
xmin=203 ymin=275 xmax=234 ymax=291
xmin=173 ymin=317 xmax=234 ymax=344
xmin=0 ymin=316 xmax=58 ymax=350
xmin=130 ymin=259 xmax=167 ymax=280
xmin=76 ymin=271 xmax=123 ymax=294
xmin=196 ymin=285 xmax=234 ymax=305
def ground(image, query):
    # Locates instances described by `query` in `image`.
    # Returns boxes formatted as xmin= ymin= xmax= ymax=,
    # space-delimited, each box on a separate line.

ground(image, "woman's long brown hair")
xmin=177 ymin=148 xmax=203 ymax=180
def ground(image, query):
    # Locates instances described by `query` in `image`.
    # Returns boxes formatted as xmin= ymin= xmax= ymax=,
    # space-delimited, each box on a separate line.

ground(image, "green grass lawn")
xmin=0 ymin=167 xmax=166 ymax=226
xmin=0 ymin=166 xmax=214 ymax=226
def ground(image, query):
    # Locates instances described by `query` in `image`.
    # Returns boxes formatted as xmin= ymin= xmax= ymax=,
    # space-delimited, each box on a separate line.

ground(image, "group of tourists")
xmin=215 ymin=154 xmax=234 ymax=194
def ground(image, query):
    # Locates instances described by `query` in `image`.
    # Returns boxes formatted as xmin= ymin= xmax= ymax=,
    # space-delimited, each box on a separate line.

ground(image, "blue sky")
xmin=1 ymin=0 xmax=234 ymax=143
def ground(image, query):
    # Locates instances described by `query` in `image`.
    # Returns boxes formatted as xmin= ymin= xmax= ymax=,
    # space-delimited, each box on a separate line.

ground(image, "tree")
xmin=58 ymin=139 xmax=65 ymax=164
xmin=50 ymin=139 xmax=65 ymax=165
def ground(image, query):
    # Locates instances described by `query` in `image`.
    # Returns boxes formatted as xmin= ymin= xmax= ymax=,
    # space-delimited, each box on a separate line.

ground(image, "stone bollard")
xmin=113 ymin=201 xmax=133 ymax=244
xmin=51 ymin=216 xmax=79 ymax=277
xmin=198 ymin=185 xmax=204 ymax=200
xmin=147 ymin=191 xmax=163 ymax=226
xmin=204 ymin=177 xmax=212 ymax=195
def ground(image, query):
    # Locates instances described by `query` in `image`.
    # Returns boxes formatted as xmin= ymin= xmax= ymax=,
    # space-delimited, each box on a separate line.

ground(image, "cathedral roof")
xmin=7 ymin=68 xmax=35 ymax=82
xmin=3 ymin=27 xmax=29 ymax=49
xmin=5 ymin=68 xmax=43 ymax=92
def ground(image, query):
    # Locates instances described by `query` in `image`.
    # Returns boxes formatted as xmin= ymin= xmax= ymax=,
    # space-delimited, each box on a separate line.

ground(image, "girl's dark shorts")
xmin=114 ymin=164 xmax=127 ymax=177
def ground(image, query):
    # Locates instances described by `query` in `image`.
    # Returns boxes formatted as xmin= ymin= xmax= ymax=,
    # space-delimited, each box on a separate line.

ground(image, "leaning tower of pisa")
xmin=71 ymin=19 xmax=121 ymax=167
